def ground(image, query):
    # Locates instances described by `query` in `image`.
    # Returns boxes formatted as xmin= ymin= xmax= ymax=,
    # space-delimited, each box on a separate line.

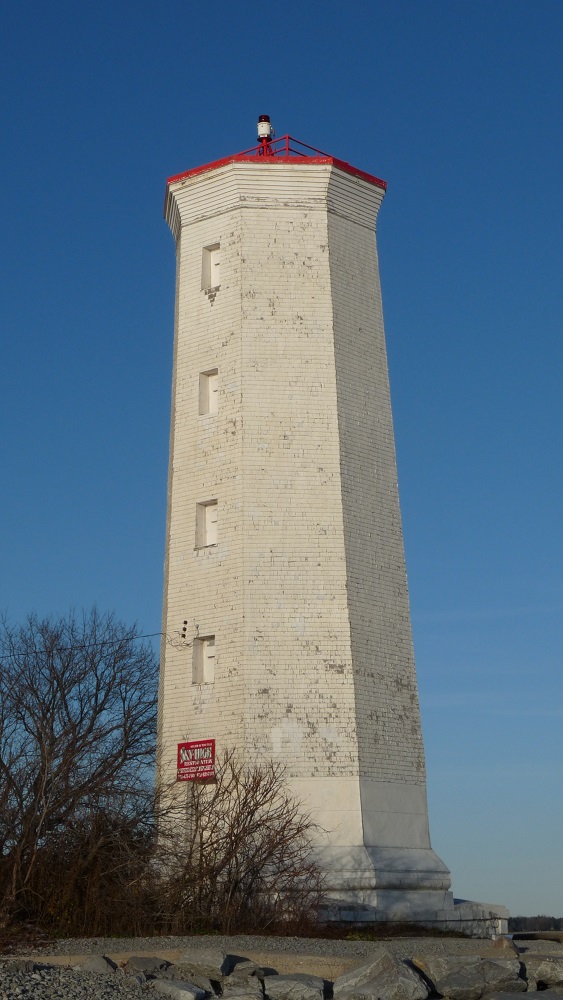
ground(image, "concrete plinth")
xmin=314 ymin=842 xmax=506 ymax=932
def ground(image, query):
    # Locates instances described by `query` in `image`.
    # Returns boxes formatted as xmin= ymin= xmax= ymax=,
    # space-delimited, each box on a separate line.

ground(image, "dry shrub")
xmin=156 ymin=749 xmax=324 ymax=934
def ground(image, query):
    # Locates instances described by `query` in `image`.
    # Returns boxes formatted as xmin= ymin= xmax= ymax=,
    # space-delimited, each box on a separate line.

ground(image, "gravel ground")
xmin=14 ymin=933 xmax=508 ymax=961
xmin=0 ymin=961 xmax=153 ymax=999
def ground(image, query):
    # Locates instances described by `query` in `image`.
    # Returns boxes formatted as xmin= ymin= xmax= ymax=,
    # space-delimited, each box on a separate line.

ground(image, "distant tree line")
xmin=509 ymin=916 xmax=563 ymax=931
xmin=0 ymin=609 xmax=322 ymax=939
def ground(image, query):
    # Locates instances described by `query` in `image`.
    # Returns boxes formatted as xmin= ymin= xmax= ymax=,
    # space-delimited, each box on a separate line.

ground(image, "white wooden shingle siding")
xmin=157 ymin=158 xmax=454 ymax=917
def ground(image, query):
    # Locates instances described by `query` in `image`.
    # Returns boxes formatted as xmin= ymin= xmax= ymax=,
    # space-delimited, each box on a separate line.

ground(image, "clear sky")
xmin=1 ymin=1 xmax=561 ymax=918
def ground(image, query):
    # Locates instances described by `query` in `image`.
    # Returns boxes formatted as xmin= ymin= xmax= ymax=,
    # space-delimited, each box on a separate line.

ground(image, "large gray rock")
xmin=125 ymin=955 xmax=171 ymax=975
xmin=153 ymin=982 xmax=208 ymax=999
xmin=411 ymin=953 xmax=483 ymax=1000
xmin=334 ymin=950 xmax=428 ymax=1000
xmin=480 ymin=959 xmax=526 ymax=995
xmin=222 ymin=984 xmax=265 ymax=1000
xmin=264 ymin=973 xmax=324 ymax=1000
xmin=3 ymin=960 xmax=55 ymax=973
xmin=488 ymin=994 xmax=563 ymax=1000
xmin=522 ymin=955 xmax=563 ymax=989
xmin=161 ymin=967 xmax=215 ymax=993
xmin=76 ymin=954 xmax=118 ymax=973
xmin=228 ymin=961 xmax=268 ymax=981
xmin=178 ymin=948 xmax=239 ymax=978
xmin=410 ymin=955 xmax=525 ymax=1000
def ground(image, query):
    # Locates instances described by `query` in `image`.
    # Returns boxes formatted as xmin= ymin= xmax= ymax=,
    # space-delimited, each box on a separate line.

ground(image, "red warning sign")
xmin=177 ymin=739 xmax=215 ymax=781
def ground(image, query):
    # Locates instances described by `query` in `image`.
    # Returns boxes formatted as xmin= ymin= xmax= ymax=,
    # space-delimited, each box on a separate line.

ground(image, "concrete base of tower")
xmin=314 ymin=845 xmax=508 ymax=936
xmin=286 ymin=779 xmax=508 ymax=935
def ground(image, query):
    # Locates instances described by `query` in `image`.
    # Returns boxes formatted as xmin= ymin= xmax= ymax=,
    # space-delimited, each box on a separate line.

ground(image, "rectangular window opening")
xmin=199 ymin=369 xmax=218 ymax=415
xmin=192 ymin=635 xmax=215 ymax=685
xmin=202 ymin=243 xmax=220 ymax=291
xmin=196 ymin=500 xmax=218 ymax=548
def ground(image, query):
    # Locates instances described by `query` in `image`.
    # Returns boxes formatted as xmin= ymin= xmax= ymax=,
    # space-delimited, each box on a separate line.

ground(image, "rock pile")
xmin=2 ymin=944 xmax=563 ymax=1000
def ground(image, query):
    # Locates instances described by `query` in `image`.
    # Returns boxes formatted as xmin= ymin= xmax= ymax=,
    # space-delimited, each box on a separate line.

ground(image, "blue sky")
xmin=1 ymin=1 xmax=561 ymax=917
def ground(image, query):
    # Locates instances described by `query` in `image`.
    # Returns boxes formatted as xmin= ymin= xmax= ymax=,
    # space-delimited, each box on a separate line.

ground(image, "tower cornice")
xmin=165 ymin=159 xmax=386 ymax=243
xmin=164 ymin=136 xmax=386 ymax=240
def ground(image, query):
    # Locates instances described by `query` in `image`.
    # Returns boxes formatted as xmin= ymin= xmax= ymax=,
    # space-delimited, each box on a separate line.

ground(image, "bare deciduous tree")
xmin=0 ymin=608 xmax=157 ymax=928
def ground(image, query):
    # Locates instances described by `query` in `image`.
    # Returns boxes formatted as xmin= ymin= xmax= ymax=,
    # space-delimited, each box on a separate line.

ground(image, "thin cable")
xmin=0 ymin=630 xmax=168 ymax=662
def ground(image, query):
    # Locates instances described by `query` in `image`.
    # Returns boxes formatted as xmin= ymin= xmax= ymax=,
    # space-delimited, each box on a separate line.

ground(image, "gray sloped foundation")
xmin=316 ymin=844 xmax=508 ymax=934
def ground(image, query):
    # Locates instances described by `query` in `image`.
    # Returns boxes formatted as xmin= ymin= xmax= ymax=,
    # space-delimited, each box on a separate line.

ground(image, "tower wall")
xmin=237 ymin=173 xmax=362 ymax=845
xmin=158 ymin=154 xmax=507 ymax=929
xmin=327 ymin=188 xmax=432 ymax=854
xmin=158 ymin=174 xmax=247 ymax=780
xmin=159 ymin=158 xmax=437 ymax=862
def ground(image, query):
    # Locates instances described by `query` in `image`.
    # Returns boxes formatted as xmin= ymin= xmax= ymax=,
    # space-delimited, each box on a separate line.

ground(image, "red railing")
xmin=236 ymin=134 xmax=332 ymax=160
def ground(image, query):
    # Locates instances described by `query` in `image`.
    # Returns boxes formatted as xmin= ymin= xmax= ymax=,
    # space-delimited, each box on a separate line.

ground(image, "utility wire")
xmin=0 ymin=630 xmax=171 ymax=661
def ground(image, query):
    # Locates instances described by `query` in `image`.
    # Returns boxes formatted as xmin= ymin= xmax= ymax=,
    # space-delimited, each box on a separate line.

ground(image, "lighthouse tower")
xmin=157 ymin=120 xmax=506 ymax=930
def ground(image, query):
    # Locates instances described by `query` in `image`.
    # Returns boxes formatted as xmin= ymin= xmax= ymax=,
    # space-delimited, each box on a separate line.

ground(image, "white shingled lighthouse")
xmin=157 ymin=118 xmax=507 ymax=931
